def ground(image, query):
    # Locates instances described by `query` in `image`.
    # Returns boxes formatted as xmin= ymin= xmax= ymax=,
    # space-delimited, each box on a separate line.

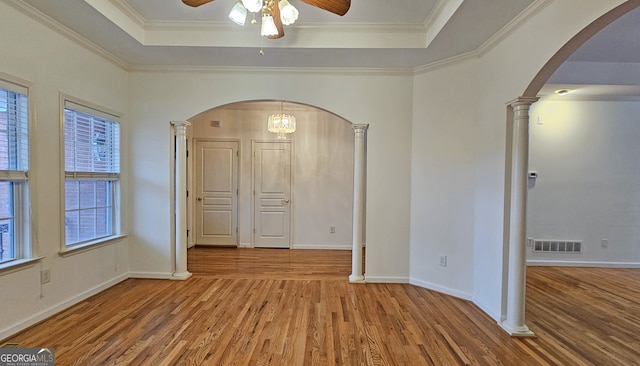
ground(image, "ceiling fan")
xmin=182 ymin=0 xmax=351 ymax=39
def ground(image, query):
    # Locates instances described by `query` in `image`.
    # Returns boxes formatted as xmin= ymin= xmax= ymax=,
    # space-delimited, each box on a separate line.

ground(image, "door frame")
xmin=251 ymin=139 xmax=294 ymax=248
xmin=191 ymin=138 xmax=241 ymax=247
xmin=174 ymin=103 xmax=367 ymax=280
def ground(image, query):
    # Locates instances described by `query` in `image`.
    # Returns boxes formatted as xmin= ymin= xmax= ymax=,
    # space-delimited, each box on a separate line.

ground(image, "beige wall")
xmin=127 ymin=70 xmax=414 ymax=282
xmin=189 ymin=103 xmax=355 ymax=249
xmin=0 ymin=1 xmax=130 ymax=339
xmin=528 ymin=99 xmax=640 ymax=265
xmin=410 ymin=0 xmax=629 ymax=320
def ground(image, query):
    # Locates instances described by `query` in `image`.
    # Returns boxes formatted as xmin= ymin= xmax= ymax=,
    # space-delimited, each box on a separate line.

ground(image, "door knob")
xmin=282 ymin=198 xmax=290 ymax=204
xmin=197 ymin=197 xmax=203 ymax=201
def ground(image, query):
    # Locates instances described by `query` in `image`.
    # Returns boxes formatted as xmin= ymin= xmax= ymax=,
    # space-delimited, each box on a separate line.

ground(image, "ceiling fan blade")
xmin=268 ymin=1 xmax=285 ymax=39
xmin=299 ymin=0 xmax=350 ymax=16
xmin=182 ymin=0 xmax=215 ymax=7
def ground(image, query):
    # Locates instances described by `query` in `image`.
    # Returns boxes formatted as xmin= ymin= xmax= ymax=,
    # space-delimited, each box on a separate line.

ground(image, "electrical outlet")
xmin=439 ymin=255 xmax=447 ymax=267
xmin=601 ymin=238 xmax=608 ymax=248
xmin=527 ymin=237 xmax=534 ymax=247
xmin=330 ymin=226 xmax=335 ymax=234
xmin=40 ymin=268 xmax=51 ymax=284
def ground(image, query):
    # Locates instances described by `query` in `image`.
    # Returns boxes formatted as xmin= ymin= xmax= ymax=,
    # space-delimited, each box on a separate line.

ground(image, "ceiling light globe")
xmin=241 ymin=0 xmax=263 ymax=13
xmin=261 ymin=14 xmax=279 ymax=37
xmin=279 ymin=0 xmax=299 ymax=25
xmin=228 ymin=2 xmax=248 ymax=26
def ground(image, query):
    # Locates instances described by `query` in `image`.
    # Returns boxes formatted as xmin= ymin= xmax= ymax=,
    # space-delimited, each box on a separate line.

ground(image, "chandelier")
xmin=268 ymin=103 xmax=296 ymax=139
xmin=228 ymin=0 xmax=299 ymax=38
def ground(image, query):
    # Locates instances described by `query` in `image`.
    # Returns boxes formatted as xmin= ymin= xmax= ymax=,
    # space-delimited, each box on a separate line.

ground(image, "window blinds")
xmin=64 ymin=101 xmax=120 ymax=180
xmin=0 ymin=84 xmax=29 ymax=180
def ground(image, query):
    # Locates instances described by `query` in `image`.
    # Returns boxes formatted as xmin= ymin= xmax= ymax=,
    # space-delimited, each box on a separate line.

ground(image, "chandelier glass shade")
xmin=229 ymin=0 xmax=299 ymax=37
xmin=268 ymin=112 xmax=296 ymax=140
xmin=278 ymin=0 xmax=299 ymax=25
xmin=261 ymin=14 xmax=279 ymax=37
xmin=228 ymin=2 xmax=248 ymax=25
xmin=241 ymin=0 xmax=263 ymax=13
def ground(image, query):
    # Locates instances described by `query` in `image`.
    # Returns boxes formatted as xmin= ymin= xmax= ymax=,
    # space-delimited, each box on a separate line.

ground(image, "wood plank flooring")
xmin=3 ymin=247 xmax=640 ymax=365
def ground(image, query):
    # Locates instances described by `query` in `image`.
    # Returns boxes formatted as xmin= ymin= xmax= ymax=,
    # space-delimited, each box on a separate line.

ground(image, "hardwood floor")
xmin=3 ymin=247 xmax=640 ymax=365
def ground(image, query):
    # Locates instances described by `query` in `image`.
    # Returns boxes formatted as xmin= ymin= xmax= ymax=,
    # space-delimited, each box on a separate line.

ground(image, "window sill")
xmin=0 ymin=256 xmax=45 ymax=276
xmin=59 ymin=234 xmax=127 ymax=257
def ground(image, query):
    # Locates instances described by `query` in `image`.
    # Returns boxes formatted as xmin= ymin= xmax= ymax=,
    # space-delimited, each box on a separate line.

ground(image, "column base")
xmin=171 ymin=271 xmax=193 ymax=281
xmin=499 ymin=321 xmax=535 ymax=337
xmin=349 ymin=274 xmax=365 ymax=283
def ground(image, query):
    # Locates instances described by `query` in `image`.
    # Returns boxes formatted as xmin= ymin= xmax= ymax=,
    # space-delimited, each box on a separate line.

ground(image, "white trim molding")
xmin=0 ymin=273 xmax=128 ymax=341
xmin=128 ymin=272 xmax=174 ymax=279
xmin=409 ymin=278 xmax=472 ymax=301
xmin=527 ymin=260 xmax=640 ymax=268
xmin=366 ymin=276 xmax=410 ymax=284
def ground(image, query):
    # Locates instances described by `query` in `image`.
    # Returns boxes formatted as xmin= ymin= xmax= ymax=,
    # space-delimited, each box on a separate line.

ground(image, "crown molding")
xmin=112 ymin=0 xmax=427 ymax=35
xmin=413 ymin=0 xmax=554 ymax=75
xmin=143 ymin=20 xmax=427 ymax=34
xmin=3 ymin=0 xmax=129 ymax=70
xmin=413 ymin=51 xmax=477 ymax=75
xmin=422 ymin=0 xmax=464 ymax=47
xmin=127 ymin=64 xmax=414 ymax=76
xmin=423 ymin=0 xmax=458 ymax=28
xmin=476 ymin=0 xmax=554 ymax=57
xmin=110 ymin=0 xmax=146 ymax=27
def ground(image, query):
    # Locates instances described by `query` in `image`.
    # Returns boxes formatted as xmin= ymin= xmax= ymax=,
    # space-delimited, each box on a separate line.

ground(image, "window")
xmin=0 ymin=79 xmax=29 ymax=265
xmin=64 ymin=99 xmax=120 ymax=247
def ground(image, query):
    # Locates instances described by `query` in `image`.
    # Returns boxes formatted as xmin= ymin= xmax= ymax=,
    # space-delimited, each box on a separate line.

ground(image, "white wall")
xmin=0 ymin=2 xmax=130 ymax=339
xmin=410 ymin=0 xmax=627 ymax=320
xmin=528 ymin=100 xmax=640 ymax=266
xmin=128 ymin=70 xmax=413 ymax=281
xmin=410 ymin=59 xmax=478 ymax=300
xmin=190 ymin=104 xmax=354 ymax=249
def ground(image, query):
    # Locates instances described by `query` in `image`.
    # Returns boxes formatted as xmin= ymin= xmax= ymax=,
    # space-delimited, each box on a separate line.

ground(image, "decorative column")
xmin=500 ymin=97 xmax=538 ymax=336
xmin=171 ymin=121 xmax=192 ymax=280
xmin=350 ymin=124 xmax=368 ymax=283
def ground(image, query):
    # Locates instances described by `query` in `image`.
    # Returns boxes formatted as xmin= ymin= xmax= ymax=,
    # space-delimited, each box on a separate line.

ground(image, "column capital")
xmin=352 ymin=124 xmax=369 ymax=132
xmin=170 ymin=120 xmax=192 ymax=127
xmin=508 ymin=97 xmax=539 ymax=109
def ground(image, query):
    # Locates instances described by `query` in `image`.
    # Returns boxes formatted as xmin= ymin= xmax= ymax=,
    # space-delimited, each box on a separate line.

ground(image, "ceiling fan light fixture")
xmin=228 ymin=1 xmax=248 ymax=26
xmin=241 ymin=0 xmax=263 ymax=13
xmin=261 ymin=14 xmax=279 ymax=37
xmin=278 ymin=0 xmax=298 ymax=25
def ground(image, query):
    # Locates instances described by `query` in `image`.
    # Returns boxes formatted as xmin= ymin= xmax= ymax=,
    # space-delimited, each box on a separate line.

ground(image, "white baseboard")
xmin=527 ymin=260 xmax=640 ymax=268
xmin=471 ymin=295 xmax=501 ymax=322
xmin=0 ymin=273 xmax=128 ymax=341
xmin=409 ymin=278 xmax=472 ymax=301
xmin=128 ymin=272 xmax=174 ymax=279
xmin=365 ymin=275 xmax=410 ymax=283
xmin=232 ymin=243 xmax=357 ymax=250
xmin=291 ymin=244 xmax=352 ymax=250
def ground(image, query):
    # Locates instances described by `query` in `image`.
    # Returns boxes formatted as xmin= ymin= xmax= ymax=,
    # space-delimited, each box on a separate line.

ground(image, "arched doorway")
xmin=502 ymin=0 xmax=640 ymax=336
xmin=173 ymin=100 xmax=368 ymax=281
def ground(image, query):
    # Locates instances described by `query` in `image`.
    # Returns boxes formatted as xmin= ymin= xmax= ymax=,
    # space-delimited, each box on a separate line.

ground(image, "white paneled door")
xmin=253 ymin=141 xmax=292 ymax=248
xmin=195 ymin=140 xmax=239 ymax=246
